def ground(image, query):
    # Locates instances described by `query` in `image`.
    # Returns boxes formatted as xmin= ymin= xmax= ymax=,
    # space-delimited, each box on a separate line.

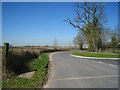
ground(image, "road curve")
xmin=45 ymin=51 xmax=118 ymax=88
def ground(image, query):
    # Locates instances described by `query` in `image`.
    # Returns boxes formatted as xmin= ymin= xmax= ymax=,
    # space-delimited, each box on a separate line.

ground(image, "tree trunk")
xmin=79 ymin=43 xmax=83 ymax=50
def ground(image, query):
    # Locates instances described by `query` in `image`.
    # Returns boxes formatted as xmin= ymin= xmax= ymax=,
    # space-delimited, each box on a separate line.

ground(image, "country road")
xmin=45 ymin=51 xmax=119 ymax=88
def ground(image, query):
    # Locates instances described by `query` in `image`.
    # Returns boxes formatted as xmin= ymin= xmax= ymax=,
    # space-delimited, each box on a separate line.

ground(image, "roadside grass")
xmin=2 ymin=53 xmax=49 ymax=88
xmin=72 ymin=52 xmax=119 ymax=58
xmin=114 ymin=52 xmax=120 ymax=54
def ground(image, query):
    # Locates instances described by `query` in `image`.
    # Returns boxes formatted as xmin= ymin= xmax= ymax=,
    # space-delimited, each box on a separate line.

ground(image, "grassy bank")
xmin=2 ymin=53 xmax=49 ymax=88
xmin=2 ymin=48 xmax=67 ymax=76
xmin=72 ymin=52 xmax=119 ymax=58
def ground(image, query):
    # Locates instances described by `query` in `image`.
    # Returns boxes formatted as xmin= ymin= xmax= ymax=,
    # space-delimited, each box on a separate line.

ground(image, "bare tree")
xmin=64 ymin=2 xmax=106 ymax=52
xmin=53 ymin=39 xmax=58 ymax=47
xmin=68 ymin=41 xmax=72 ymax=47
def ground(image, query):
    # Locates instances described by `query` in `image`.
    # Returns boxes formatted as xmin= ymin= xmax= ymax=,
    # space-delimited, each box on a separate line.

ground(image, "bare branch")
xmin=97 ymin=3 xmax=104 ymax=20
xmin=76 ymin=12 xmax=88 ymax=25
xmin=64 ymin=17 xmax=86 ymax=32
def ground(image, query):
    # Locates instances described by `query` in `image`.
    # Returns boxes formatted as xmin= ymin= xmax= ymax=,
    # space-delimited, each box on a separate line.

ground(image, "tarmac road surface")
xmin=45 ymin=51 xmax=119 ymax=88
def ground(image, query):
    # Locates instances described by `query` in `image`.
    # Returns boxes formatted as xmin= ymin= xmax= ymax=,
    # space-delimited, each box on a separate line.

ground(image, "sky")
xmin=2 ymin=2 xmax=118 ymax=46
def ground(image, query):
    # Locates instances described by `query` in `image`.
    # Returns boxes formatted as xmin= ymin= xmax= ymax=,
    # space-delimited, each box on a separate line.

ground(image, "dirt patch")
xmin=17 ymin=71 xmax=35 ymax=79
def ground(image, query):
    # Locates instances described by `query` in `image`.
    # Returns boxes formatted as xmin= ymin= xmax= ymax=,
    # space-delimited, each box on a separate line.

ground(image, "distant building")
xmin=83 ymin=44 xmax=89 ymax=48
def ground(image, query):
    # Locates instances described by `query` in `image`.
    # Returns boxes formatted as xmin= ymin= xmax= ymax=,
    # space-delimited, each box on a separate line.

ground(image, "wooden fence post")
xmin=4 ymin=43 xmax=9 ymax=73
xmin=4 ymin=43 xmax=9 ymax=58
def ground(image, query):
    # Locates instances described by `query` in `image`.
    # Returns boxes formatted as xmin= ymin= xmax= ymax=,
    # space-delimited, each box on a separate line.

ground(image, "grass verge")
xmin=2 ymin=53 xmax=49 ymax=88
xmin=114 ymin=52 xmax=120 ymax=54
xmin=72 ymin=52 xmax=119 ymax=58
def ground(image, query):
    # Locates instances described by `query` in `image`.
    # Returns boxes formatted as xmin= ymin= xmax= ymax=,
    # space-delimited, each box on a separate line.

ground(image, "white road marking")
xmin=70 ymin=54 xmax=119 ymax=60
xmin=98 ymin=62 xmax=104 ymax=64
xmin=89 ymin=60 xmax=118 ymax=68
xmin=91 ymin=60 xmax=96 ymax=62
xmin=54 ymin=75 xmax=119 ymax=81
xmin=70 ymin=54 xmax=118 ymax=67
xmin=108 ymin=64 xmax=118 ymax=67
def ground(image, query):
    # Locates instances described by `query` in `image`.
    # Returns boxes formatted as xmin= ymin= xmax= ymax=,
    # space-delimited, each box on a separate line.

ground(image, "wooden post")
xmin=4 ymin=43 xmax=9 ymax=58
xmin=4 ymin=43 xmax=9 ymax=73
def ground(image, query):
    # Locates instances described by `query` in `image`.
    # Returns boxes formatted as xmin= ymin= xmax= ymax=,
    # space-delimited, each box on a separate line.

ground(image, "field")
xmin=8 ymin=46 xmax=79 ymax=50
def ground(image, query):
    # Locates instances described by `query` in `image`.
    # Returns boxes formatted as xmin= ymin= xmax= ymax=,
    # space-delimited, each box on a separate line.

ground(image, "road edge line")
xmin=70 ymin=54 xmax=120 ymax=60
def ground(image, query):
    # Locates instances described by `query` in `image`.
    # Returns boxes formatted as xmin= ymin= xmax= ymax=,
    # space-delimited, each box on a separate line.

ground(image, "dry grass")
xmin=2 ymin=47 xmax=69 ymax=79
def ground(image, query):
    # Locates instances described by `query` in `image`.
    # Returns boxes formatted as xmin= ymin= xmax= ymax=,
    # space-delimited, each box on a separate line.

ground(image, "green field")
xmin=2 ymin=53 xmax=49 ymax=88
xmin=72 ymin=52 xmax=119 ymax=58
